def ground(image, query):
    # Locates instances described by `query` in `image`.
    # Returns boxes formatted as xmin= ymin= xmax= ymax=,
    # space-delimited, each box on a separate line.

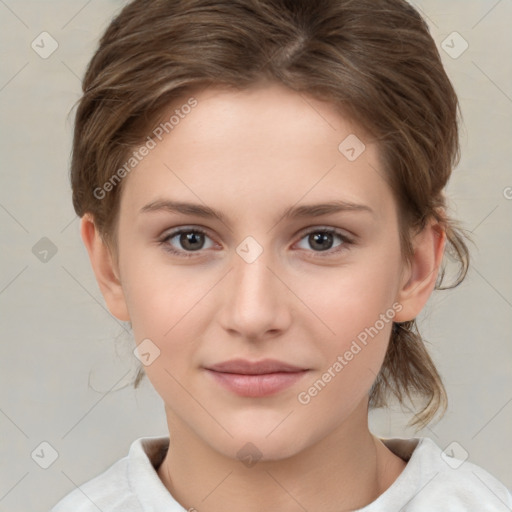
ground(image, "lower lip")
xmin=205 ymin=369 xmax=308 ymax=397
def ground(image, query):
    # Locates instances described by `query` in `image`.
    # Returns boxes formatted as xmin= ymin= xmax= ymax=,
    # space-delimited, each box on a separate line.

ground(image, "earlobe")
xmin=394 ymin=219 xmax=446 ymax=322
xmin=80 ymin=214 xmax=130 ymax=322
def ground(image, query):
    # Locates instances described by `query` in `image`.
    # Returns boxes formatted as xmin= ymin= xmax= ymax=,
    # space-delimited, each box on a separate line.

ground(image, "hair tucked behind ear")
xmin=370 ymin=322 xmax=447 ymax=429
xmin=366 ymin=206 xmax=471 ymax=430
xmin=71 ymin=0 xmax=471 ymax=429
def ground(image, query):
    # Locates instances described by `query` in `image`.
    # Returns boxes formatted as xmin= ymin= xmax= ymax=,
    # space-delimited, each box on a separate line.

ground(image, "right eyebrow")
xmin=140 ymin=200 xmax=229 ymax=224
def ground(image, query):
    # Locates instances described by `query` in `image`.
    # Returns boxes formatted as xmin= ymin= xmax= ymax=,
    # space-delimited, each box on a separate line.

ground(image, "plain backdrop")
xmin=0 ymin=1 xmax=511 ymax=511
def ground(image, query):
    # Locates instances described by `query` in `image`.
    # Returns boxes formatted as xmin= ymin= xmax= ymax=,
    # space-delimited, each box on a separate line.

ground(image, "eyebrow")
xmin=139 ymin=199 xmax=374 ymax=225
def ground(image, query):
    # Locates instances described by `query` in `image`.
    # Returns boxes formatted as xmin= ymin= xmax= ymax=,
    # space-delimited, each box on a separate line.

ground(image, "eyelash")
xmin=158 ymin=226 xmax=354 ymax=259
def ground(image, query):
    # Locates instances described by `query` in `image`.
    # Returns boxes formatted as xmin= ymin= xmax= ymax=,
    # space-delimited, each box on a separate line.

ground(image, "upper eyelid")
xmin=161 ymin=224 xmax=352 ymax=238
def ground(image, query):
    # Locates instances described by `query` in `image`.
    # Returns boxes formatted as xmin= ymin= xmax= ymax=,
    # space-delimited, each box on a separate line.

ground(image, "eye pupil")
xmin=310 ymin=232 xmax=333 ymax=251
xmin=181 ymin=232 xmax=204 ymax=251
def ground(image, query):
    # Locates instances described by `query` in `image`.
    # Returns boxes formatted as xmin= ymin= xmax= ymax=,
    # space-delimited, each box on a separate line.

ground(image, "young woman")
xmin=51 ymin=0 xmax=512 ymax=510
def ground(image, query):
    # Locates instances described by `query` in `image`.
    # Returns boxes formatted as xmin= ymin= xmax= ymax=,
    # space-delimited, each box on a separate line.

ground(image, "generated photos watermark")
xmin=93 ymin=97 xmax=198 ymax=200
xmin=297 ymin=302 xmax=403 ymax=405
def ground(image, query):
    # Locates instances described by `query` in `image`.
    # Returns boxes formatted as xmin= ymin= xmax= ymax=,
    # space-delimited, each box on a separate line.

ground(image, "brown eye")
xmin=160 ymin=228 xmax=215 ymax=257
xmin=308 ymin=232 xmax=335 ymax=251
xmin=295 ymin=228 xmax=353 ymax=256
xmin=177 ymin=231 xmax=206 ymax=251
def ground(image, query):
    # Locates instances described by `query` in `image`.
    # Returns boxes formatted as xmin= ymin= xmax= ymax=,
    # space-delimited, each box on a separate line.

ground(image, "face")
xmin=110 ymin=82 xmax=409 ymax=460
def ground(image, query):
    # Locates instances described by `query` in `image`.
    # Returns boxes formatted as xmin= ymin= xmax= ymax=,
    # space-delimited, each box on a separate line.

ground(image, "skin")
xmin=82 ymin=81 xmax=445 ymax=511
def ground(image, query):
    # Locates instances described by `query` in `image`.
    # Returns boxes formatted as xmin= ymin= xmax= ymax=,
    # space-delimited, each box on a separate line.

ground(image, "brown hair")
xmin=70 ymin=0 xmax=471 ymax=429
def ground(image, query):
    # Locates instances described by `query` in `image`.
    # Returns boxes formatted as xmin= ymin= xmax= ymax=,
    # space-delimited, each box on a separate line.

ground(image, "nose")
xmin=218 ymin=245 xmax=292 ymax=341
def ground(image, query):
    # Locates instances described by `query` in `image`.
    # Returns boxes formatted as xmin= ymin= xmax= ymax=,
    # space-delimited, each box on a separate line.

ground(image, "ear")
xmin=393 ymin=217 xmax=446 ymax=322
xmin=80 ymin=213 xmax=130 ymax=322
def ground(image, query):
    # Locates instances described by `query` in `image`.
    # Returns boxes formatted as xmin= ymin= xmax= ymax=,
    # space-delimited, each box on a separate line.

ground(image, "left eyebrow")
xmin=279 ymin=200 xmax=375 ymax=220
xmin=139 ymin=199 xmax=375 ymax=226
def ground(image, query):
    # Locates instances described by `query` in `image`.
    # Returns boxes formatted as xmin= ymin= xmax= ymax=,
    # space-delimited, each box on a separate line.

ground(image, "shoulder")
xmin=376 ymin=436 xmax=512 ymax=511
xmin=49 ymin=436 xmax=170 ymax=512
xmin=49 ymin=457 xmax=137 ymax=512
xmin=49 ymin=451 xmax=137 ymax=512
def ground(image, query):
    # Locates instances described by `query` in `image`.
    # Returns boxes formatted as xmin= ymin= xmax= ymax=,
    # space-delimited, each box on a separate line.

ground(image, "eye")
xmin=159 ymin=227 xmax=216 ymax=258
xmin=295 ymin=228 xmax=353 ymax=256
xmin=159 ymin=226 xmax=354 ymax=259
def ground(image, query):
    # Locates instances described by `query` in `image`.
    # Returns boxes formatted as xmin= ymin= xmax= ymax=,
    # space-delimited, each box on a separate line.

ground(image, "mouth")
xmin=204 ymin=358 xmax=309 ymax=397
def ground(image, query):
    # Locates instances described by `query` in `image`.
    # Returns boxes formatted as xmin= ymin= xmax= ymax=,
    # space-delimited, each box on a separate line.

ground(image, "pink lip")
xmin=204 ymin=359 xmax=309 ymax=397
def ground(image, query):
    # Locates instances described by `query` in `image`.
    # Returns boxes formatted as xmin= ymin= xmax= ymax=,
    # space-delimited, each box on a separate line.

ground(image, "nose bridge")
xmin=221 ymin=239 xmax=290 ymax=337
xmin=235 ymin=246 xmax=276 ymax=302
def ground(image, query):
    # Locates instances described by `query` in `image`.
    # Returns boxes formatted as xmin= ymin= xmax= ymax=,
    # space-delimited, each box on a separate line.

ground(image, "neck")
xmin=157 ymin=401 xmax=406 ymax=512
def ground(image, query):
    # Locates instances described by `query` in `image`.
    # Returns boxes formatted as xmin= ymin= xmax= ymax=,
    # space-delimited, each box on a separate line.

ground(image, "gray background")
xmin=0 ymin=1 xmax=511 ymax=511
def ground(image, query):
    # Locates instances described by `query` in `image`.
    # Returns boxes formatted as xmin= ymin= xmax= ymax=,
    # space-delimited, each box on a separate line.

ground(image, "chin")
xmin=210 ymin=424 xmax=312 ymax=464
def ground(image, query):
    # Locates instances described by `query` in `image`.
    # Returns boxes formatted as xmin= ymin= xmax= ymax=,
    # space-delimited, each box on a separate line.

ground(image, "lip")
xmin=207 ymin=358 xmax=307 ymax=374
xmin=204 ymin=358 xmax=309 ymax=397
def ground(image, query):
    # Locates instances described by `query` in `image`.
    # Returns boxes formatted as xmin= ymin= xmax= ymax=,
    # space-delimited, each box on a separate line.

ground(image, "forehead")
xmin=119 ymin=82 xmax=396 ymax=224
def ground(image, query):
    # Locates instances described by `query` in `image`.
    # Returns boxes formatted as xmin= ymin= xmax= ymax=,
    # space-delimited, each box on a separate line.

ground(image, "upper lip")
xmin=206 ymin=358 xmax=307 ymax=375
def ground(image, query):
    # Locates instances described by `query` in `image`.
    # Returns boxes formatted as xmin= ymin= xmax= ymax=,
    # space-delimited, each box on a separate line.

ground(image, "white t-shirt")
xmin=50 ymin=436 xmax=512 ymax=511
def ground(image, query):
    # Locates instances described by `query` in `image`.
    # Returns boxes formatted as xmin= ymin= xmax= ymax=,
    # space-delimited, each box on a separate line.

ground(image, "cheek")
xmin=296 ymin=293 xmax=396 ymax=424
xmin=118 ymin=245 xmax=209 ymax=375
xmin=120 ymin=237 xmax=209 ymax=334
xmin=301 ymin=253 xmax=402 ymax=343
xmin=294 ymin=246 xmax=403 ymax=398
xmin=124 ymin=268 xmax=205 ymax=403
